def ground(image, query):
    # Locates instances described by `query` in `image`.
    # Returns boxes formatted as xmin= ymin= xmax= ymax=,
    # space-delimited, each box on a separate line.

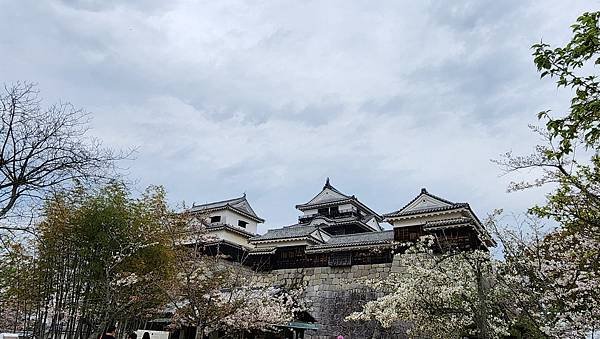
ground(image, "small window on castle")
xmin=210 ymin=216 xmax=221 ymax=223
xmin=238 ymin=220 xmax=248 ymax=228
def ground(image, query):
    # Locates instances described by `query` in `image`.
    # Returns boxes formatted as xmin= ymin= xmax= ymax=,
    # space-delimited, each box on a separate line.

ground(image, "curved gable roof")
xmin=384 ymin=188 xmax=466 ymax=218
xmin=190 ymin=194 xmax=265 ymax=222
xmin=295 ymin=178 xmax=382 ymax=220
xmin=297 ymin=178 xmax=351 ymax=207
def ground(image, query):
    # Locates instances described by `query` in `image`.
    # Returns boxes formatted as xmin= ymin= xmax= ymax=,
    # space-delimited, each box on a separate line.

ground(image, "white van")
xmin=134 ymin=330 xmax=170 ymax=339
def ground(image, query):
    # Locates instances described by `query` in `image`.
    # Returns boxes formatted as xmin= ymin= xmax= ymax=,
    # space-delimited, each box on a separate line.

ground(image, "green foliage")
xmin=532 ymin=11 xmax=600 ymax=156
xmin=494 ymin=11 xmax=600 ymax=337
xmin=23 ymin=182 xmax=181 ymax=337
xmin=526 ymin=12 xmax=600 ymax=234
xmin=0 ymin=241 xmax=38 ymax=331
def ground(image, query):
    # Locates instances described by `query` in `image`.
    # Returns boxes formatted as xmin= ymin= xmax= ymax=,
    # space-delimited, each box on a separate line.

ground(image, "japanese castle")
xmin=189 ymin=179 xmax=495 ymax=269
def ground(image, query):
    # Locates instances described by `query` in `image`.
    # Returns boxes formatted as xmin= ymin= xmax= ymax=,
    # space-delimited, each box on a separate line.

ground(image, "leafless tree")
xmin=0 ymin=81 xmax=123 ymax=231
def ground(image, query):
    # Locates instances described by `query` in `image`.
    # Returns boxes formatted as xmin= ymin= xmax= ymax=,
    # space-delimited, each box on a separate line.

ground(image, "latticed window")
xmin=329 ymin=252 xmax=352 ymax=267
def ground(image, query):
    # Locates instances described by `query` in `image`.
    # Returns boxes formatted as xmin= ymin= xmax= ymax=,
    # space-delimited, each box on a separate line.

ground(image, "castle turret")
xmin=384 ymin=188 xmax=495 ymax=250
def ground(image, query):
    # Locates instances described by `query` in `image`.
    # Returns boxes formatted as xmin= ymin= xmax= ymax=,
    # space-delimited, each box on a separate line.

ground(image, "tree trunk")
xmin=88 ymin=320 xmax=108 ymax=339
xmin=195 ymin=324 xmax=204 ymax=339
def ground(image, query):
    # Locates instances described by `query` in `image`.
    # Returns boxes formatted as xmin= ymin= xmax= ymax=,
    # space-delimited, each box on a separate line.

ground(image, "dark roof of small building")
xmin=424 ymin=217 xmax=472 ymax=229
xmin=190 ymin=194 xmax=264 ymax=222
xmin=249 ymin=224 xmax=326 ymax=242
xmin=206 ymin=223 xmax=256 ymax=238
xmin=325 ymin=230 xmax=394 ymax=245
xmin=305 ymin=230 xmax=395 ymax=253
xmin=386 ymin=203 xmax=470 ymax=218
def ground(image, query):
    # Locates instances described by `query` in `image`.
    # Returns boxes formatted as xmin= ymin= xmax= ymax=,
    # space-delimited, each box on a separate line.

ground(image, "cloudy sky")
xmin=1 ymin=0 xmax=597 ymax=231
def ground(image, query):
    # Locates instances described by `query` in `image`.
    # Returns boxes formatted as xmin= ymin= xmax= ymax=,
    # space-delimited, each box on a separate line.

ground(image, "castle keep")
xmin=189 ymin=179 xmax=495 ymax=338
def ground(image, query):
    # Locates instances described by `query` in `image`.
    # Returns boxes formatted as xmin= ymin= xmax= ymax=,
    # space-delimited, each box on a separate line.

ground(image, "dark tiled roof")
xmin=305 ymin=230 xmax=395 ymax=253
xmin=248 ymin=247 xmax=276 ymax=255
xmin=360 ymin=214 xmax=383 ymax=230
xmin=206 ymin=223 xmax=256 ymax=238
xmin=361 ymin=214 xmax=375 ymax=223
xmin=296 ymin=179 xmax=352 ymax=208
xmin=423 ymin=216 xmax=496 ymax=247
xmin=319 ymin=177 xmax=351 ymax=201
xmin=190 ymin=194 xmax=264 ymax=222
xmin=296 ymin=198 xmax=353 ymax=210
xmin=424 ymin=217 xmax=472 ymax=228
xmin=307 ymin=214 xmax=379 ymax=228
xmin=249 ymin=224 xmax=325 ymax=242
xmin=385 ymin=203 xmax=469 ymax=218
xmin=325 ymin=230 xmax=394 ymax=245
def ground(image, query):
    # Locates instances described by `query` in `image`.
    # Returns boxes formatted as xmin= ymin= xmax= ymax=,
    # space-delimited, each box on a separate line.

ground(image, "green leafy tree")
xmin=24 ymin=182 xmax=178 ymax=339
xmin=350 ymin=12 xmax=600 ymax=339
xmin=0 ymin=240 xmax=38 ymax=332
xmin=496 ymin=11 xmax=600 ymax=337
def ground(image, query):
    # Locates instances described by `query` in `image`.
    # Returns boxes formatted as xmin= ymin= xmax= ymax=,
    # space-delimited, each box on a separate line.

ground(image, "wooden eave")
xmin=207 ymin=224 xmax=256 ymax=239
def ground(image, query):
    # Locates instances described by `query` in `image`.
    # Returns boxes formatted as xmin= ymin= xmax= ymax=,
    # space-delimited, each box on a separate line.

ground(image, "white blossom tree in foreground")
xmin=163 ymin=216 xmax=305 ymax=339
xmin=216 ymin=286 xmax=305 ymax=335
xmin=495 ymin=215 xmax=600 ymax=338
xmin=347 ymin=236 xmax=511 ymax=339
xmin=348 ymin=215 xmax=600 ymax=339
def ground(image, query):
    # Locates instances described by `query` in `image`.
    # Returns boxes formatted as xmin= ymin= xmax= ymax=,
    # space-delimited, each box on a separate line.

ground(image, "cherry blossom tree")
xmin=493 ymin=215 xmax=600 ymax=338
xmin=347 ymin=236 xmax=511 ymax=339
xmin=493 ymin=11 xmax=600 ymax=338
xmin=162 ymin=216 xmax=305 ymax=339
xmin=211 ymin=286 xmax=304 ymax=336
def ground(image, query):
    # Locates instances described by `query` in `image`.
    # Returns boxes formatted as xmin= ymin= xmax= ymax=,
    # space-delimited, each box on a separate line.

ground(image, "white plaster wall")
xmin=303 ymin=203 xmax=357 ymax=216
xmin=209 ymin=229 xmax=250 ymax=247
xmin=205 ymin=210 xmax=258 ymax=234
xmin=338 ymin=203 xmax=356 ymax=212
xmin=365 ymin=217 xmax=381 ymax=230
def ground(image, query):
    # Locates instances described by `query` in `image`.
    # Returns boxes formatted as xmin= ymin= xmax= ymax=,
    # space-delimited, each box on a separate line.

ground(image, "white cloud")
xmin=0 ymin=0 xmax=595 ymax=230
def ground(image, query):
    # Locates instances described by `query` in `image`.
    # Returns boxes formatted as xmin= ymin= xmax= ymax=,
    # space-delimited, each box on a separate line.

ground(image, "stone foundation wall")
xmin=255 ymin=255 xmax=407 ymax=339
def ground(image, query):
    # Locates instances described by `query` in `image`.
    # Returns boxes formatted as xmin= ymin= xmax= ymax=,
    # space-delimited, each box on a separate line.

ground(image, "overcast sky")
xmin=1 ymin=0 xmax=597 ymax=231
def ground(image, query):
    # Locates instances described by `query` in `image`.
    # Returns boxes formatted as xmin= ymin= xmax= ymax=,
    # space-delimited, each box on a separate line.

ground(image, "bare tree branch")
xmin=0 ymin=82 xmax=128 ymax=228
